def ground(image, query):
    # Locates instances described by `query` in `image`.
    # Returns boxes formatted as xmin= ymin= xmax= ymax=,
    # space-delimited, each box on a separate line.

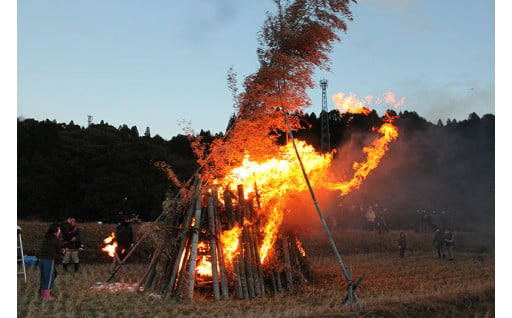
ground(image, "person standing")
xmin=365 ymin=205 xmax=376 ymax=231
xmin=398 ymin=232 xmax=407 ymax=258
xmin=433 ymin=228 xmax=445 ymax=259
xmin=39 ymin=223 xmax=64 ymax=301
xmin=114 ymin=217 xmax=134 ymax=261
xmin=444 ymin=229 xmax=455 ymax=260
xmin=61 ymin=218 xmax=82 ymax=272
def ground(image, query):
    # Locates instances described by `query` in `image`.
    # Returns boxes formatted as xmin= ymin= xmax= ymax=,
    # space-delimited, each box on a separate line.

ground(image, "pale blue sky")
xmin=16 ymin=0 xmax=495 ymax=140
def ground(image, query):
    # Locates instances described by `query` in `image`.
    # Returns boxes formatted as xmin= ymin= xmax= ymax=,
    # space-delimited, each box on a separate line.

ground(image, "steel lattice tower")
xmin=320 ymin=79 xmax=330 ymax=153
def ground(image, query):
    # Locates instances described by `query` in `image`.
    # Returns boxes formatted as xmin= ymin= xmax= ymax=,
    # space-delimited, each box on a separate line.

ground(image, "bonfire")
xmin=101 ymin=0 xmax=404 ymax=311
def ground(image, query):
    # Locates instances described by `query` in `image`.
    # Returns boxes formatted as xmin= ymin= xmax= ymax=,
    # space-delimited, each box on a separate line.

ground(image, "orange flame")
xmin=259 ymin=205 xmax=284 ymax=263
xmin=295 ymin=237 xmax=306 ymax=257
xmin=101 ymin=232 xmax=117 ymax=258
xmin=325 ymin=117 xmax=398 ymax=195
xmin=220 ymin=224 xmax=242 ymax=264
xmin=196 ymin=255 xmax=212 ymax=277
xmin=332 ymin=92 xmax=371 ymax=115
xmin=215 ymin=99 xmax=400 ymax=265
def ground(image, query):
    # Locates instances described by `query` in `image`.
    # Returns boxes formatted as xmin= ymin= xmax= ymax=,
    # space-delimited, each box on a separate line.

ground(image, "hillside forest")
xmin=17 ymin=110 xmax=494 ymax=229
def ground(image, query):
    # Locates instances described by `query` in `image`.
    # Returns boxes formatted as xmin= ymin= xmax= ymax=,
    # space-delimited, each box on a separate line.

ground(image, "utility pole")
xmin=320 ymin=79 xmax=330 ymax=153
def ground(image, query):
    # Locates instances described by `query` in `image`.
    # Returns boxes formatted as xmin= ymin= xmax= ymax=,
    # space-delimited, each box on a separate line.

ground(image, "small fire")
xmin=101 ymin=232 xmax=117 ymax=258
xmin=196 ymin=255 xmax=212 ymax=277
xmin=295 ymin=237 xmax=306 ymax=257
xmin=220 ymin=224 xmax=242 ymax=264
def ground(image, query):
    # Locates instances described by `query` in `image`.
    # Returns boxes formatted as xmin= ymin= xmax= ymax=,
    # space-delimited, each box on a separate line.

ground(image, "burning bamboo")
xmin=248 ymin=204 xmax=265 ymax=296
xmin=184 ymin=192 xmax=204 ymax=300
xmin=238 ymin=185 xmax=256 ymax=299
xmin=165 ymin=178 xmax=202 ymax=297
xmin=213 ymin=189 xmax=230 ymax=300
xmin=207 ymin=196 xmax=221 ymax=301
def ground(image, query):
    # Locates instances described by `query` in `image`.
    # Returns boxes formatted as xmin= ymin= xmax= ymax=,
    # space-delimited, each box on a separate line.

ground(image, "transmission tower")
xmin=87 ymin=115 xmax=93 ymax=127
xmin=320 ymin=79 xmax=330 ymax=153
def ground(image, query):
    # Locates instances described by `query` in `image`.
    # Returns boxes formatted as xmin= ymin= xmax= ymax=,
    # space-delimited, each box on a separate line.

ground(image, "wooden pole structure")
xmin=212 ymin=189 xmax=229 ymax=300
xmin=175 ymin=235 xmax=192 ymax=297
xmin=185 ymin=193 xmax=204 ymax=300
xmin=207 ymin=196 xmax=221 ymax=301
xmin=165 ymin=178 xmax=202 ymax=297
xmin=223 ymin=189 xmax=243 ymax=299
xmin=136 ymin=240 xmax=164 ymax=291
xmin=269 ymin=269 xmax=277 ymax=294
xmin=238 ymin=185 xmax=255 ymax=299
xmin=249 ymin=204 xmax=265 ymax=296
xmin=282 ymin=236 xmax=293 ymax=291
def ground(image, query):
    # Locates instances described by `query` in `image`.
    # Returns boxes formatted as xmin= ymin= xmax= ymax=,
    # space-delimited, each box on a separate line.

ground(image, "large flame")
xmin=324 ymin=117 xmax=398 ymax=195
xmin=211 ymin=92 xmax=401 ymax=267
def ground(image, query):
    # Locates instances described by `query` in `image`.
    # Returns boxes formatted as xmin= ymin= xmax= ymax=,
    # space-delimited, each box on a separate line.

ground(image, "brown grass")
xmin=17 ymin=221 xmax=494 ymax=317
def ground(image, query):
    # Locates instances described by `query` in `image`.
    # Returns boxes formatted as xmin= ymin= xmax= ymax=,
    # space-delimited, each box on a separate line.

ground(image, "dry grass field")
xmin=17 ymin=221 xmax=494 ymax=317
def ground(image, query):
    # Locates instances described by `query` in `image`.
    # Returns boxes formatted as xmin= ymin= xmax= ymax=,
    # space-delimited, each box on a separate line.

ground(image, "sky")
xmin=15 ymin=0 xmax=495 ymax=140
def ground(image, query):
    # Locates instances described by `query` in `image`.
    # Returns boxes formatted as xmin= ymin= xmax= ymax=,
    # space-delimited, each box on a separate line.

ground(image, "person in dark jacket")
xmin=433 ymin=228 xmax=445 ymax=259
xmin=39 ymin=223 xmax=64 ymax=301
xmin=398 ymin=232 xmax=407 ymax=258
xmin=61 ymin=218 xmax=82 ymax=272
xmin=114 ymin=218 xmax=134 ymax=261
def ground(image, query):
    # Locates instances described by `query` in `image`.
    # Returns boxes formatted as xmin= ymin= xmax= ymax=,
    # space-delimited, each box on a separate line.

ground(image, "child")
xmin=398 ymin=232 xmax=407 ymax=258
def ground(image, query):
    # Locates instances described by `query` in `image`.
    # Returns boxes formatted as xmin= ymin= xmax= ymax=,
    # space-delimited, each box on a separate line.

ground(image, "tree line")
xmin=17 ymin=110 xmax=494 ymax=227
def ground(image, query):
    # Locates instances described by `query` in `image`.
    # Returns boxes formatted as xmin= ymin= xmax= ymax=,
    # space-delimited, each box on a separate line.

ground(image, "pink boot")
xmin=42 ymin=289 xmax=56 ymax=301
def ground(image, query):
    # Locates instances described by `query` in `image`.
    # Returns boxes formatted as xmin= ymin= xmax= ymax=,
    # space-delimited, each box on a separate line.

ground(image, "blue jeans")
xmin=39 ymin=259 xmax=56 ymax=290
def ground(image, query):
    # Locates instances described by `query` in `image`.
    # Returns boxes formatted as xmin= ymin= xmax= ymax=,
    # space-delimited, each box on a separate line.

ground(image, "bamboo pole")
xmin=275 ymin=269 xmax=282 ymax=292
xmin=207 ymin=196 xmax=221 ymax=301
xmin=185 ymin=193 xmax=204 ymax=300
xmin=175 ymin=235 xmax=192 ymax=298
xmin=238 ymin=185 xmax=255 ymax=299
xmin=289 ymin=235 xmax=307 ymax=284
xmin=136 ymin=240 xmax=164 ymax=291
xmin=165 ymin=178 xmax=201 ymax=297
xmin=248 ymin=203 xmax=265 ymax=297
xmin=213 ymin=189 xmax=230 ymax=300
xmin=282 ymin=236 xmax=293 ymax=291
xmin=279 ymin=97 xmax=364 ymax=310
xmin=223 ymin=190 xmax=243 ymax=299
xmin=270 ymin=270 xmax=277 ymax=294
xmin=223 ymin=189 xmax=237 ymax=228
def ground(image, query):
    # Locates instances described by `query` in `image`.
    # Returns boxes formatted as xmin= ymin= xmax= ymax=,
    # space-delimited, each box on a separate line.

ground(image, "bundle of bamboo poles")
xmin=135 ymin=176 xmax=312 ymax=301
